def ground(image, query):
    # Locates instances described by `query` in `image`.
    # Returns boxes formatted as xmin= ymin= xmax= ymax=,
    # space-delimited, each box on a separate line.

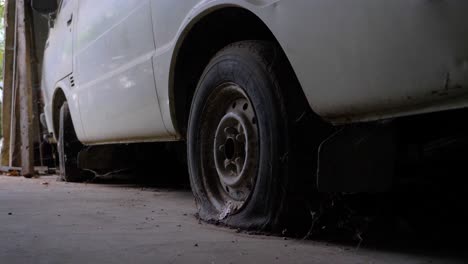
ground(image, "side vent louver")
xmin=69 ymin=75 xmax=75 ymax=88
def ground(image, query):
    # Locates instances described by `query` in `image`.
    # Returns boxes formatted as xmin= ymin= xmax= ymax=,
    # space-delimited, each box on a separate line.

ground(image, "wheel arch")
xmin=169 ymin=5 xmax=307 ymax=138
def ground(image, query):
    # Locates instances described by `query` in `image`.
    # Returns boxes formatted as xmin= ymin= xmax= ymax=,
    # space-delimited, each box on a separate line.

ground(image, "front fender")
xmin=164 ymin=0 xmax=283 ymax=135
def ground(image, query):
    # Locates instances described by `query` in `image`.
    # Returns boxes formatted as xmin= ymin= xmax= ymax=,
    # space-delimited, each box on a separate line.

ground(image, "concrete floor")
xmin=0 ymin=175 xmax=463 ymax=264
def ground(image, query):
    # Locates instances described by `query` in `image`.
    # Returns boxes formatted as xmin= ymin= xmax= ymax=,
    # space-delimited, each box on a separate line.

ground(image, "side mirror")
xmin=31 ymin=0 xmax=58 ymax=15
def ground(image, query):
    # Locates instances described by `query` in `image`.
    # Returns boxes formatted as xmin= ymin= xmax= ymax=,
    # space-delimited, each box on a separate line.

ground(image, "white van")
xmin=34 ymin=0 xmax=468 ymax=230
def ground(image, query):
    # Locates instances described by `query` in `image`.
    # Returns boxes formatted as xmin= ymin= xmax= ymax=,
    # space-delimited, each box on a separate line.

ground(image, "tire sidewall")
xmin=58 ymin=102 xmax=89 ymax=182
xmin=58 ymin=103 xmax=69 ymax=181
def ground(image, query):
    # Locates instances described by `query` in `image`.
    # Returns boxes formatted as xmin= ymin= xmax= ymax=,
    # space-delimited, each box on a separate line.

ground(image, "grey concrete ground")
xmin=0 ymin=175 xmax=463 ymax=264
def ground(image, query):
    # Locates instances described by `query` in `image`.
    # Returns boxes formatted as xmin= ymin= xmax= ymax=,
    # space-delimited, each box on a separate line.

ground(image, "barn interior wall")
xmin=1 ymin=0 xmax=50 ymax=169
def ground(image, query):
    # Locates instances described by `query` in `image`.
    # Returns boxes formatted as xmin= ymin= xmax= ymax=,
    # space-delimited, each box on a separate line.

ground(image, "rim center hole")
xmin=225 ymin=138 xmax=236 ymax=160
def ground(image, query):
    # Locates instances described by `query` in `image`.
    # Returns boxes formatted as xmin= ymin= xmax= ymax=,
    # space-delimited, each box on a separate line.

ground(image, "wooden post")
xmin=16 ymin=0 xmax=35 ymax=177
xmin=1 ymin=0 xmax=16 ymax=166
xmin=28 ymin=6 xmax=44 ymax=167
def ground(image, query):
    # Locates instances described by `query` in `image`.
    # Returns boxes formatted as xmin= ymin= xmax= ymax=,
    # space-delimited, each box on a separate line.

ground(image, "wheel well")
xmin=172 ymin=7 xmax=283 ymax=137
xmin=52 ymin=88 xmax=66 ymax=138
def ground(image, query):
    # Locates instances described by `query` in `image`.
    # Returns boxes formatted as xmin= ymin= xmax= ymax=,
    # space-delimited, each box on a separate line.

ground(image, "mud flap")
xmin=317 ymin=122 xmax=396 ymax=192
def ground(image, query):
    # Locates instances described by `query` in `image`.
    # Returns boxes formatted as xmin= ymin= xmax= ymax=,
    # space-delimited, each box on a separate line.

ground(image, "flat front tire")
xmin=188 ymin=41 xmax=307 ymax=231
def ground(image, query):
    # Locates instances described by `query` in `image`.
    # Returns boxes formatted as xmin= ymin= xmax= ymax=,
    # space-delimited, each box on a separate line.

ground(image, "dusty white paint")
xmin=41 ymin=0 xmax=468 ymax=144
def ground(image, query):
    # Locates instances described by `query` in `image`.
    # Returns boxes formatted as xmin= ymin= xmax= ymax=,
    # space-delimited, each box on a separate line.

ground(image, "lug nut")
xmin=235 ymin=134 xmax=245 ymax=143
xmin=224 ymin=127 xmax=237 ymax=136
xmin=224 ymin=159 xmax=232 ymax=169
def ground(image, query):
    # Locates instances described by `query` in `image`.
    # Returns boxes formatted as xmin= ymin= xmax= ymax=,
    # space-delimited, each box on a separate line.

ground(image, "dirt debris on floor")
xmin=0 ymin=175 xmax=465 ymax=264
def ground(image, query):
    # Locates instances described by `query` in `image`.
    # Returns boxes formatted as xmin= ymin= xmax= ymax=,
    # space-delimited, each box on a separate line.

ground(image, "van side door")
xmin=74 ymin=0 xmax=166 ymax=144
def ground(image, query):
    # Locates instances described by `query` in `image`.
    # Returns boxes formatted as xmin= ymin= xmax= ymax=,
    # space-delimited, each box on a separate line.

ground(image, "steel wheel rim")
xmin=200 ymin=82 xmax=259 ymax=217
